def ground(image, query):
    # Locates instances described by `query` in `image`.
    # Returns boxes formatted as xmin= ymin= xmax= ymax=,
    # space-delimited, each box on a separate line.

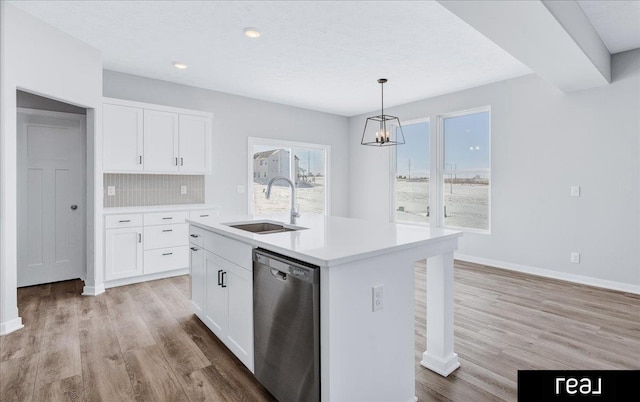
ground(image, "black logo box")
xmin=518 ymin=370 xmax=640 ymax=402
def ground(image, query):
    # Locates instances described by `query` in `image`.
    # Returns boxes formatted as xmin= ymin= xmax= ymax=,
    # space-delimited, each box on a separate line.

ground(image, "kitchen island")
xmin=187 ymin=213 xmax=462 ymax=402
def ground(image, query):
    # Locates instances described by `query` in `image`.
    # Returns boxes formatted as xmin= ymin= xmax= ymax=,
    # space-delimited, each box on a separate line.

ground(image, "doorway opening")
xmin=16 ymin=90 xmax=88 ymax=287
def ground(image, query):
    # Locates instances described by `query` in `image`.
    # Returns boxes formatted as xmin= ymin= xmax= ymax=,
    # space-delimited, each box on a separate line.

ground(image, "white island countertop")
xmin=187 ymin=213 xmax=462 ymax=267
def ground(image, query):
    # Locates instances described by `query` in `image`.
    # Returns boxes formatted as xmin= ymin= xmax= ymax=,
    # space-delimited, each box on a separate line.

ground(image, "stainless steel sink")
xmin=225 ymin=221 xmax=307 ymax=235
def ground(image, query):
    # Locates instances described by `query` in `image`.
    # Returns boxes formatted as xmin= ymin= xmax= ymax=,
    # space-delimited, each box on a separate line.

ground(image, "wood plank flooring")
xmin=1 ymin=261 xmax=638 ymax=401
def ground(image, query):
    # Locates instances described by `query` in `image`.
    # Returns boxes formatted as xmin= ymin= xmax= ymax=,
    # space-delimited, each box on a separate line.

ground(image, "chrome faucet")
xmin=266 ymin=176 xmax=300 ymax=224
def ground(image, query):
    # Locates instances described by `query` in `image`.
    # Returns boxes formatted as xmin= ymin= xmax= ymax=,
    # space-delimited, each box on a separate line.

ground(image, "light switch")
xmin=181 ymin=185 xmax=187 ymax=195
xmin=570 ymin=252 xmax=580 ymax=264
xmin=107 ymin=186 xmax=115 ymax=196
xmin=571 ymin=186 xmax=580 ymax=197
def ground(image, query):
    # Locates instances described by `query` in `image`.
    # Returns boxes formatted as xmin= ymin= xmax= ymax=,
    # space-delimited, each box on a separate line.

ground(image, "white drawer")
xmin=144 ymin=223 xmax=188 ymax=250
xmin=189 ymin=209 xmax=218 ymax=224
xmin=144 ymin=246 xmax=189 ymax=275
xmin=188 ymin=226 xmax=204 ymax=247
xmin=204 ymin=232 xmax=252 ymax=270
xmin=105 ymin=214 xmax=143 ymax=229
xmin=144 ymin=211 xmax=189 ymax=226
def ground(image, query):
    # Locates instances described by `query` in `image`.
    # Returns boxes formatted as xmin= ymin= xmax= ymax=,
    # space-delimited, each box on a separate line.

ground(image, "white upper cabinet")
xmin=102 ymin=98 xmax=212 ymax=174
xmin=144 ymin=109 xmax=179 ymax=172
xmin=179 ymin=114 xmax=211 ymax=173
xmin=103 ymin=104 xmax=144 ymax=171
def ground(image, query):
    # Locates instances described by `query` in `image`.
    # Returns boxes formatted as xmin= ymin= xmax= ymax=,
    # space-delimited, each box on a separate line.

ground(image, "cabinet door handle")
xmin=119 ymin=219 xmax=131 ymax=223
xmin=138 ymin=233 xmax=142 ymax=243
xmin=200 ymin=214 xmax=209 ymax=217
xmin=162 ymin=229 xmax=173 ymax=232
xmin=221 ymin=271 xmax=227 ymax=288
xmin=190 ymin=247 xmax=198 ymax=252
xmin=217 ymin=269 xmax=223 ymax=286
xmin=175 ymin=157 xmax=178 ymax=166
xmin=190 ymin=234 xmax=199 ymax=238
xmin=180 ymin=157 xmax=184 ymax=166
xmin=138 ymin=155 xmax=142 ymax=165
xmin=162 ymin=217 xmax=173 ymax=220
xmin=162 ymin=252 xmax=173 ymax=256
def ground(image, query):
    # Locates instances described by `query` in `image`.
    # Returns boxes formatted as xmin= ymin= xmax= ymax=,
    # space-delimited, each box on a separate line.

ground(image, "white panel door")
xmin=179 ymin=114 xmax=210 ymax=173
xmin=144 ymin=109 xmax=179 ymax=172
xmin=103 ymin=103 xmax=143 ymax=171
xmin=17 ymin=110 xmax=86 ymax=287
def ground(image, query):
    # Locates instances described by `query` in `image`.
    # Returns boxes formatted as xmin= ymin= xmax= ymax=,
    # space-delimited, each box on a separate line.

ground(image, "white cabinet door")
xmin=179 ymin=114 xmax=211 ymax=173
xmin=190 ymin=244 xmax=206 ymax=316
xmin=143 ymin=109 xmax=179 ymax=172
xmin=225 ymin=260 xmax=254 ymax=371
xmin=105 ymin=227 xmax=142 ymax=280
xmin=103 ymin=104 xmax=143 ymax=171
xmin=205 ymin=251 xmax=227 ymax=339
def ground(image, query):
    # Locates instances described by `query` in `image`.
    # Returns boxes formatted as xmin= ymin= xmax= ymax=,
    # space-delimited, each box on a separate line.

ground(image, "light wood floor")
xmin=1 ymin=261 xmax=638 ymax=402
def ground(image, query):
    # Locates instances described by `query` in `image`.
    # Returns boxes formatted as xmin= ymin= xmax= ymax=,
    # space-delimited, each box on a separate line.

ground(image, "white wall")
xmin=103 ymin=70 xmax=350 ymax=217
xmin=349 ymin=49 xmax=640 ymax=292
xmin=0 ymin=4 xmax=103 ymax=334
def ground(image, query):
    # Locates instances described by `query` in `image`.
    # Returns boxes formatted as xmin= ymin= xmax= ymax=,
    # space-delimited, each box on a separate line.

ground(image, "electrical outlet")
xmin=107 ymin=186 xmax=115 ymax=196
xmin=372 ymin=285 xmax=383 ymax=312
xmin=181 ymin=185 xmax=187 ymax=195
xmin=571 ymin=186 xmax=580 ymax=197
xmin=570 ymin=252 xmax=580 ymax=264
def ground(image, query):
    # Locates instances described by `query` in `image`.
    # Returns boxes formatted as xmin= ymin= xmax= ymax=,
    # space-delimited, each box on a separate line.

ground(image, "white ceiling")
xmin=578 ymin=0 xmax=640 ymax=54
xmin=8 ymin=1 xmax=637 ymax=117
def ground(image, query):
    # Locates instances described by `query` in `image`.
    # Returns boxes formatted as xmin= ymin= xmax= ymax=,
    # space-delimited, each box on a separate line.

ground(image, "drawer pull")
xmin=190 ymin=247 xmax=198 ymax=252
xmin=119 ymin=219 xmax=131 ymax=223
xmin=162 ymin=229 xmax=173 ymax=232
xmin=200 ymin=214 xmax=209 ymax=217
xmin=190 ymin=234 xmax=199 ymax=238
xmin=162 ymin=217 xmax=173 ymax=220
xmin=138 ymin=233 xmax=142 ymax=243
xmin=162 ymin=252 xmax=173 ymax=256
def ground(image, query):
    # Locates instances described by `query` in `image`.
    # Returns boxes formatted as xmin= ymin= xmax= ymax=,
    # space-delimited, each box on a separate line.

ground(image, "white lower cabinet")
xmin=192 ymin=229 xmax=254 ymax=372
xmin=224 ymin=261 xmax=253 ymax=366
xmin=105 ymin=227 xmax=142 ymax=280
xmin=105 ymin=209 xmax=215 ymax=286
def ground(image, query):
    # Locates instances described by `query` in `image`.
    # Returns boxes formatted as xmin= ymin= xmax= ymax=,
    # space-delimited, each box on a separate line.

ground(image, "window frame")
xmin=247 ymin=137 xmax=331 ymax=216
xmin=389 ymin=117 xmax=431 ymax=225
xmin=437 ymin=105 xmax=491 ymax=234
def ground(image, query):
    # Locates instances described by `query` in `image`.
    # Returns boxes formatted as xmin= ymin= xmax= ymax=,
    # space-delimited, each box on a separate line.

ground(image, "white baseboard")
xmin=103 ymin=268 xmax=189 ymax=289
xmin=454 ymin=253 xmax=640 ymax=295
xmin=82 ymin=284 xmax=106 ymax=296
xmin=0 ymin=317 xmax=24 ymax=335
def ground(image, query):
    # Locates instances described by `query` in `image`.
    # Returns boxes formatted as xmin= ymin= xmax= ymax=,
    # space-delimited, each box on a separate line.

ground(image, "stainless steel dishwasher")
xmin=253 ymin=248 xmax=320 ymax=402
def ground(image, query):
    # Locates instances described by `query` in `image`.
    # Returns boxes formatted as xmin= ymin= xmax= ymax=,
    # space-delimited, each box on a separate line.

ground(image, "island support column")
xmin=420 ymin=251 xmax=460 ymax=376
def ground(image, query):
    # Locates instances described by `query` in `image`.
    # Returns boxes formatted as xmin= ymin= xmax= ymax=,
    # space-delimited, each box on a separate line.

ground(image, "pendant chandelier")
xmin=361 ymin=78 xmax=405 ymax=147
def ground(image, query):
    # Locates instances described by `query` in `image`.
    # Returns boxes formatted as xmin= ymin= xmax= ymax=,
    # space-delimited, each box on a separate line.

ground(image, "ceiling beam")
xmin=437 ymin=0 xmax=611 ymax=92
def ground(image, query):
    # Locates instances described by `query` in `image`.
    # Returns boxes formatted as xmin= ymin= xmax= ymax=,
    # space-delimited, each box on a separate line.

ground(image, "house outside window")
xmin=248 ymin=138 xmax=330 ymax=216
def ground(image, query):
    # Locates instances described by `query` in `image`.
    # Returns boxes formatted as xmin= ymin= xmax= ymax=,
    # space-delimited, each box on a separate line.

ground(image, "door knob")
xmin=70 ymin=205 xmax=78 ymax=210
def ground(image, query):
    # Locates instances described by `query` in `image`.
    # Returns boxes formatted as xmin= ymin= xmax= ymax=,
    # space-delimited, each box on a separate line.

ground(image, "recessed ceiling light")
xmin=173 ymin=62 xmax=188 ymax=69
xmin=243 ymin=27 xmax=260 ymax=38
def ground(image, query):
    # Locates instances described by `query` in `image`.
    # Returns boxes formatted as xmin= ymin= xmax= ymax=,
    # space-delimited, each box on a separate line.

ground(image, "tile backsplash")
xmin=104 ymin=174 xmax=205 ymax=208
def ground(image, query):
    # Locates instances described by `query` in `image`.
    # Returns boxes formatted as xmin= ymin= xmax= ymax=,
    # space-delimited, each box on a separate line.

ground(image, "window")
xmin=394 ymin=119 xmax=430 ymax=224
xmin=248 ymin=138 xmax=329 ymax=216
xmin=441 ymin=107 xmax=490 ymax=231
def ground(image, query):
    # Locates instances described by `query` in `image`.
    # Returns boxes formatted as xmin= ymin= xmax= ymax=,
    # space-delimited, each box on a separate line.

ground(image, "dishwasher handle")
xmin=270 ymin=267 xmax=287 ymax=281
